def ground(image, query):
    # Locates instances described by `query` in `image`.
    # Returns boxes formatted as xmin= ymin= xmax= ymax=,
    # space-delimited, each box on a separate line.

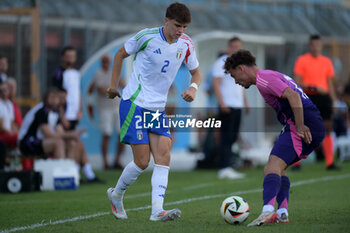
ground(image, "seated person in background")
xmin=0 ymin=81 xmax=18 ymax=148
xmin=18 ymin=88 xmax=102 ymax=183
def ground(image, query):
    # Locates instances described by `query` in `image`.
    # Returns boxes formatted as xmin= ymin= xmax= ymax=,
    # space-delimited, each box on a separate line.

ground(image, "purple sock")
xmin=277 ymin=176 xmax=290 ymax=210
xmin=263 ymin=173 xmax=281 ymax=208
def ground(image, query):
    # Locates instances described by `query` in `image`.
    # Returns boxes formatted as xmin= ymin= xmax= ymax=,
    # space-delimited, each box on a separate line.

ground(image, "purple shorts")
xmin=271 ymin=109 xmax=325 ymax=166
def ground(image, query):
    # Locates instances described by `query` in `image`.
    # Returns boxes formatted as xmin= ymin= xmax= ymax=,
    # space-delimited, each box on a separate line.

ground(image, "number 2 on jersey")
xmin=161 ymin=60 xmax=170 ymax=73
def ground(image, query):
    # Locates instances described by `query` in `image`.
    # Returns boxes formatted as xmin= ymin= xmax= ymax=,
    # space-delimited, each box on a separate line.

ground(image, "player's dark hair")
xmin=309 ymin=34 xmax=321 ymax=42
xmin=224 ymin=50 xmax=256 ymax=74
xmin=60 ymin=45 xmax=76 ymax=56
xmin=166 ymin=2 xmax=191 ymax=24
xmin=43 ymin=87 xmax=60 ymax=106
xmin=228 ymin=37 xmax=241 ymax=45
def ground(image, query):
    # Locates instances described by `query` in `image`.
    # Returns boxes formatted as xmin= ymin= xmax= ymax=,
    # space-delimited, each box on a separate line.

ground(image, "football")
xmin=220 ymin=196 xmax=250 ymax=225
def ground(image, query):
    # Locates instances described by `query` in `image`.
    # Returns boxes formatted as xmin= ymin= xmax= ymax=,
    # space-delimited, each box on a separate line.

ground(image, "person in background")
xmin=212 ymin=37 xmax=249 ymax=179
xmin=18 ymin=88 xmax=102 ymax=183
xmin=88 ymin=54 xmax=125 ymax=169
xmin=294 ymin=34 xmax=338 ymax=170
xmin=224 ymin=50 xmax=325 ymax=226
xmin=0 ymin=81 xmax=18 ymax=148
xmin=7 ymin=78 xmax=22 ymax=128
xmin=197 ymin=50 xmax=226 ymax=169
xmin=52 ymin=46 xmax=82 ymax=131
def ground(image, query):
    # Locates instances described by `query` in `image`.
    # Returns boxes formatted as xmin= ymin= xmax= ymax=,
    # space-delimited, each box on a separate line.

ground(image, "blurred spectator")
xmin=18 ymin=88 xmax=102 ymax=182
xmin=18 ymin=88 xmax=66 ymax=159
xmin=88 ymin=54 xmax=125 ymax=169
xmin=0 ymin=81 xmax=18 ymax=148
xmin=0 ymin=55 xmax=8 ymax=83
xmin=52 ymin=46 xmax=82 ymax=130
xmin=7 ymin=78 xmax=22 ymax=128
xmin=294 ymin=34 xmax=339 ymax=170
xmin=212 ymin=37 xmax=249 ymax=179
xmin=197 ymin=50 xmax=226 ymax=169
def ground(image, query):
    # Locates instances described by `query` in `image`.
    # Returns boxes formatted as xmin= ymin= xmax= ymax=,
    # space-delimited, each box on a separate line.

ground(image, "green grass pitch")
xmin=1 ymin=162 xmax=350 ymax=233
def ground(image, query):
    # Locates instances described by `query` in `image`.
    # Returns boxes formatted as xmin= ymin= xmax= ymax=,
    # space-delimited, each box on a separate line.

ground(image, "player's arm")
xmin=281 ymin=87 xmax=312 ymax=144
xmin=181 ymin=67 xmax=202 ymax=102
xmin=107 ymin=46 xmax=130 ymax=99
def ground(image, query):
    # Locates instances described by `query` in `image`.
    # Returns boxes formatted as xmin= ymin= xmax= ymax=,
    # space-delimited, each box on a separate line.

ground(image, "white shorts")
xmin=98 ymin=108 xmax=120 ymax=136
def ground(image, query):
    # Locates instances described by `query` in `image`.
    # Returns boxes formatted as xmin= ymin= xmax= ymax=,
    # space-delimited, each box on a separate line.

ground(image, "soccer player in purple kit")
xmin=223 ymin=50 xmax=325 ymax=226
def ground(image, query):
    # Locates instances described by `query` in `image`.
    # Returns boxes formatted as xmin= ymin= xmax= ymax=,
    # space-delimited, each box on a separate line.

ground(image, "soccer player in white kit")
xmin=106 ymin=2 xmax=202 ymax=221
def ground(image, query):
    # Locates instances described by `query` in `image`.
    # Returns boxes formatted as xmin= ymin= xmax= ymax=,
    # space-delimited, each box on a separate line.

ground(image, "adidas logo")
xmin=153 ymin=48 xmax=162 ymax=54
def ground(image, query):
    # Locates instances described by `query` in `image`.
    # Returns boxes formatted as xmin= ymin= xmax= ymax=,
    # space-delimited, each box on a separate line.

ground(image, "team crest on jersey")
xmin=176 ymin=49 xmax=183 ymax=59
xmin=137 ymin=130 xmax=143 ymax=140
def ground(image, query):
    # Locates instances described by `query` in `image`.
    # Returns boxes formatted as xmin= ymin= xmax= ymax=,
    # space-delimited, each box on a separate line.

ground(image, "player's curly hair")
xmin=224 ymin=50 xmax=256 ymax=74
xmin=166 ymin=2 xmax=191 ymax=24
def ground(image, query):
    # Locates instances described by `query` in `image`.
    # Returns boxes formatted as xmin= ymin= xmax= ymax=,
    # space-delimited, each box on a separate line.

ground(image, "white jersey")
xmin=212 ymin=55 xmax=244 ymax=108
xmin=63 ymin=69 xmax=80 ymax=120
xmin=123 ymin=27 xmax=199 ymax=109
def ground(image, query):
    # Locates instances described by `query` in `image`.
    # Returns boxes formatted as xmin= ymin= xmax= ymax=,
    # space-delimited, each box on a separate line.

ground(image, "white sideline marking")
xmin=1 ymin=173 xmax=349 ymax=233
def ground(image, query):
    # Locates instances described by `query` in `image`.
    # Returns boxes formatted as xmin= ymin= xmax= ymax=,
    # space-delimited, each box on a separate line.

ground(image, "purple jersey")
xmin=256 ymin=69 xmax=315 ymax=125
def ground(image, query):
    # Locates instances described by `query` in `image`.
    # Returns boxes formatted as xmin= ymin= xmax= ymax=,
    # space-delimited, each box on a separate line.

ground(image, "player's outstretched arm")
xmin=282 ymin=87 xmax=312 ymax=144
xmin=181 ymin=67 xmax=202 ymax=102
xmin=107 ymin=46 xmax=129 ymax=99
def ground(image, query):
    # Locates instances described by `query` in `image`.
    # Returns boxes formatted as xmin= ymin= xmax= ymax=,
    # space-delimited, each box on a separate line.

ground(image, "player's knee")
xmin=263 ymin=162 xmax=283 ymax=176
xmin=134 ymin=158 xmax=150 ymax=170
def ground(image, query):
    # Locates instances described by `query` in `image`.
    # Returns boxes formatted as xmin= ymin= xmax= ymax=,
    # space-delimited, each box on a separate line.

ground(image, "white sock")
xmin=115 ymin=161 xmax=144 ymax=195
xmin=151 ymin=164 xmax=170 ymax=215
xmin=83 ymin=163 xmax=96 ymax=180
xmin=277 ymin=208 xmax=288 ymax=217
xmin=262 ymin=204 xmax=275 ymax=213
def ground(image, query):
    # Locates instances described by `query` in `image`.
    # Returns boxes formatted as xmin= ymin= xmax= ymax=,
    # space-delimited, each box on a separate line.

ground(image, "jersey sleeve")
xmin=293 ymin=56 xmax=304 ymax=76
xmin=183 ymin=36 xmax=199 ymax=71
xmin=212 ymin=57 xmax=226 ymax=79
xmin=124 ymin=28 xmax=152 ymax=55
xmin=259 ymin=74 xmax=289 ymax=98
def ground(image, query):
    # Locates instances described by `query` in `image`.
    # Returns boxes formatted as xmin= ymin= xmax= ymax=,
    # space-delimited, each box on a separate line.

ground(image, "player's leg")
xmin=108 ymin=144 xmax=150 ymax=219
xmin=276 ymin=169 xmax=290 ymax=223
xmin=149 ymin=133 xmax=180 ymax=221
xmin=248 ymin=155 xmax=285 ymax=226
xmin=107 ymin=99 xmax=149 ymax=219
